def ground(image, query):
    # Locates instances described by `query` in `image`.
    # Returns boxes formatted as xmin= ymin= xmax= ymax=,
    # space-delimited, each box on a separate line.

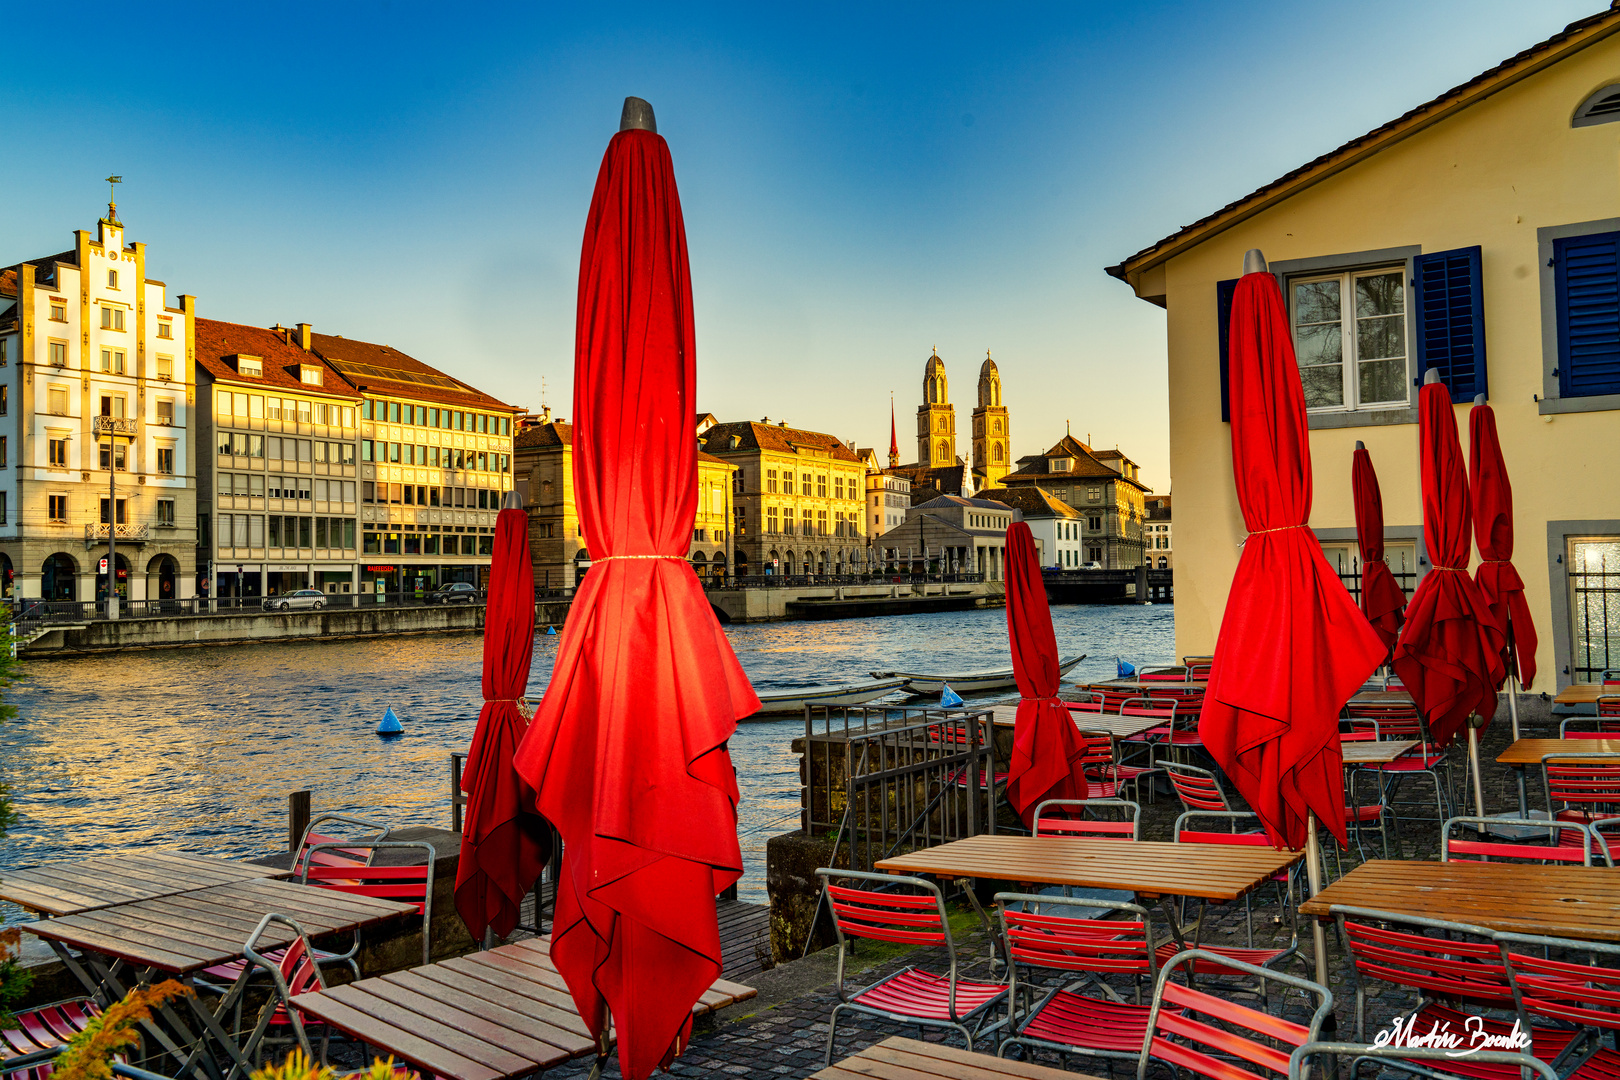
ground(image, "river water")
xmin=0 ymin=603 xmax=1173 ymax=911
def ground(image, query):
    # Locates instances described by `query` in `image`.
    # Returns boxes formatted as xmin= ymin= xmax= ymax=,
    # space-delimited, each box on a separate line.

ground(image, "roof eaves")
xmin=1107 ymin=8 xmax=1620 ymax=291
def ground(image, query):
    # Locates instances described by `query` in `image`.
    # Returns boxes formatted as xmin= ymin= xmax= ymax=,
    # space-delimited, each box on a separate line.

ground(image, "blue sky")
xmin=1 ymin=1 xmax=1596 ymax=491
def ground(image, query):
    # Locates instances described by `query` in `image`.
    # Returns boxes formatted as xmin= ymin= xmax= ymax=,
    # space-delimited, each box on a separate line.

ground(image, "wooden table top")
xmin=291 ymin=937 xmax=756 ymax=1080
xmin=1340 ymin=739 xmax=1421 ymax=764
xmin=1349 ymin=690 xmax=1415 ymax=705
xmin=0 ymin=851 xmax=290 ymax=917
xmin=1299 ymin=860 xmax=1620 ymax=941
xmin=22 ymin=877 xmax=416 ymax=974
xmin=812 ymin=1036 xmax=1099 ymax=1080
xmin=1075 ymin=679 xmax=1207 ymax=695
xmin=873 ymin=835 xmax=1301 ymax=902
xmin=990 ymin=705 xmax=1167 ymax=739
xmin=1554 ymin=684 xmax=1620 ymax=705
xmin=1497 ymin=738 xmax=1620 ymax=765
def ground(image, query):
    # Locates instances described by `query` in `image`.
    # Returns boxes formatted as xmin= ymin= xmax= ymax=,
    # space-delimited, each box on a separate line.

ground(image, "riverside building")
xmin=0 ymin=208 xmax=198 ymax=603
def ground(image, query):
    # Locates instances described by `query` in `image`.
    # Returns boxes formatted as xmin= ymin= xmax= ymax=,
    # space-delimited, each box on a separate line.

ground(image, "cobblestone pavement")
xmin=525 ymin=698 xmax=1562 ymax=1077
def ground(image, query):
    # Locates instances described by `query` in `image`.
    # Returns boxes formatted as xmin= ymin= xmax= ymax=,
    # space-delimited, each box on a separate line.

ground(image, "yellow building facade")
xmin=1109 ymin=10 xmax=1620 ymax=687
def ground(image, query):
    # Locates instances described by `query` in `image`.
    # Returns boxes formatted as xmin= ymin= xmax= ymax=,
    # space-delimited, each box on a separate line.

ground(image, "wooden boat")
xmin=744 ymin=678 xmax=908 ymax=719
xmin=872 ymin=655 xmax=1086 ymax=696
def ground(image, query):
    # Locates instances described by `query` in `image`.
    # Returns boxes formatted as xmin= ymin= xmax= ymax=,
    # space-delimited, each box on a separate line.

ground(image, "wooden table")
xmin=291 ymin=936 xmax=756 ymax=1080
xmin=0 ymin=851 xmax=290 ymax=916
xmin=1348 ymin=690 xmax=1415 ymax=705
xmin=990 ymin=704 xmax=1168 ymax=740
xmin=1075 ymin=679 xmax=1207 ymax=695
xmin=1498 ymin=738 xmax=1620 ymax=765
xmin=24 ymin=877 xmax=417 ymax=1080
xmin=1340 ymin=739 xmax=1420 ymax=765
xmin=1553 ymin=684 xmax=1617 ymax=705
xmin=1299 ymin=859 xmax=1620 ymax=941
xmin=812 ymin=1036 xmax=1099 ymax=1080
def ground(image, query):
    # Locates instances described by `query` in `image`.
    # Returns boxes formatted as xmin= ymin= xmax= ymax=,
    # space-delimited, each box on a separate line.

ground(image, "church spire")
xmin=888 ymin=393 xmax=899 ymax=468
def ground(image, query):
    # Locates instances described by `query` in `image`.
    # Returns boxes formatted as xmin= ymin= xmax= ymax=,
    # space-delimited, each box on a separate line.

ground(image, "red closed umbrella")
xmin=1201 ymin=256 xmax=1386 ymax=853
xmin=513 ymin=99 xmax=760 ymax=1080
xmin=1393 ymin=378 xmax=1505 ymax=757
xmin=454 ymin=493 xmax=551 ymax=941
xmin=1352 ymin=445 xmax=1406 ymax=657
xmin=1002 ymin=521 xmax=1089 ymax=827
xmin=1469 ymin=400 xmax=1536 ymax=694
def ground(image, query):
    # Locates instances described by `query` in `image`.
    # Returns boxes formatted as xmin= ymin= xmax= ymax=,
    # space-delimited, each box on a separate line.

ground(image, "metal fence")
xmin=1324 ymin=552 xmax=1418 ymax=606
xmin=709 ymin=572 xmax=984 ymax=591
xmin=803 ymin=703 xmax=999 ymax=876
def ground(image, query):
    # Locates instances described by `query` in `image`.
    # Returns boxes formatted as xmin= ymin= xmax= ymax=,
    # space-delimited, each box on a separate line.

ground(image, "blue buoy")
xmin=546 ymin=626 xmax=557 ymax=636
xmin=1117 ymin=658 xmax=1136 ymax=678
xmin=376 ymin=706 xmax=403 ymax=737
xmin=940 ymin=684 xmax=964 ymax=708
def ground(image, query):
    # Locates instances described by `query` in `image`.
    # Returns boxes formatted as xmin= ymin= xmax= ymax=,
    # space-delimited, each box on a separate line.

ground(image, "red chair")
xmin=1560 ymin=701 xmax=1620 ymax=737
xmin=995 ymin=893 xmax=1165 ymax=1068
xmin=1137 ymin=949 xmax=1333 ymax=1080
xmin=1138 ymin=668 xmax=1185 ymax=683
xmin=1348 ymin=705 xmax=1455 ymax=829
xmin=301 ymin=841 xmax=436 ymax=967
xmin=1033 ymin=798 xmax=1138 ymax=840
xmin=239 ymin=913 xmax=330 ymax=1065
xmin=1442 ymin=815 xmax=1596 ymax=864
xmin=1543 ymin=753 xmax=1620 ymax=824
xmin=1498 ymin=931 xmax=1620 ymax=1077
xmin=1186 ymin=662 xmax=1212 ymax=681
xmin=1 ymin=1000 xmax=99 ymax=1080
xmin=816 ymin=869 xmax=1008 ymax=1064
xmin=1162 ymin=761 xmax=1232 ymax=813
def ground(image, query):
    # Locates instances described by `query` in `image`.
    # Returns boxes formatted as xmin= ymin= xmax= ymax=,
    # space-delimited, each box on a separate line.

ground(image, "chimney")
xmin=297 ymin=323 xmax=312 ymax=351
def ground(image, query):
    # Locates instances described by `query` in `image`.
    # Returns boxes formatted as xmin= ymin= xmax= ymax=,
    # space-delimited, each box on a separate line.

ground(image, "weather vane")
xmin=105 ymin=175 xmax=123 ymax=223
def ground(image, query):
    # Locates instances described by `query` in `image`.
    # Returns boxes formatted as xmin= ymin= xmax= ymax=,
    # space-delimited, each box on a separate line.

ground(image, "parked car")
xmin=263 ymin=589 xmax=326 ymax=612
xmin=1079 ymin=561 xmax=1104 ymax=571
xmin=427 ymin=582 xmax=480 ymax=604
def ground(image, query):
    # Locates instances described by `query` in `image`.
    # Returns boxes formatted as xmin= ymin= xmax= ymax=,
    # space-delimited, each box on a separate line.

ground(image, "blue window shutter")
xmin=1216 ymin=278 xmax=1237 ymax=422
xmin=1414 ymin=246 xmax=1486 ymax=403
xmin=1554 ymin=230 xmax=1620 ymax=398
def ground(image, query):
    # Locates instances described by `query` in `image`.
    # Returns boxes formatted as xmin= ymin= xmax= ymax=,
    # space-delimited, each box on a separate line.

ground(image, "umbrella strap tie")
xmin=1430 ymin=565 xmax=1469 ymax=572
xmin=1239 ymin=523 xmax=1309 ymax=547
xmin=1480 ymin=559 xmax=1512 ymax=566
xmin=592 ymin=554 xmax=688 ymax=562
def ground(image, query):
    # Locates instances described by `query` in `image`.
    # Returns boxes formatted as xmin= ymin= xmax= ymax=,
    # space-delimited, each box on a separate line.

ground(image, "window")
xmin=108 ymin=269 xmax=118 ymax=289
xmin=237 ymin=356 xmax=262 ymax=377
xmin=49 ymin=302 xmax=66 ymax=322
xmin=0 ymin=386 xmax=6 ymax=415
xmin=49 ymin=436 xmax=69 ymax=467
xmin=1087 ymin=487 xmax=1101 ymax=503
xmin=817 ymin=475 xmax=827 ymax=498
xmin=100 ymin=498 xmax=127 ymax=524
xmin=157 ymin=320 xmax=172 ymax=339
xmin=0 ymin=436 xmax=6 ymax=467
xmin=155 ymin=355 xmax=173 ymax=381
xmin=99 ymin=441 xmax=127 ymax=471
xmin=1553 ymin=230 xmax=1620 ymax=399
xmin=300 ymin=365 xmax=323 ymax=386
xmin=156 ymin=399 xmax=174 ymax=425
xmin=157 ymin=446 xmax=175 ymax=474
xmin=48 ymin=386 xmax=69 ymax=414
xmin=49 ymin=494 xmax=67 ymax=521
xmin=100 ymin=306 xmax=125 ymax=331
xmin=768 ymin=507 xmax=778 ymax=532
xmin=1051 ymin=458 xmax=1071 ymax=472
xmin=49 ymin=341 xmax=66 ymax=366
xmin=99 ymin=395 xmax=125 ymax=418
xmin=157 ymin=499 xmax=175 ymax=526
xmin=1291 ymin=268 xmax=1407 ymax=410
xmin=781 ymin=473 xmax=793 ymax=495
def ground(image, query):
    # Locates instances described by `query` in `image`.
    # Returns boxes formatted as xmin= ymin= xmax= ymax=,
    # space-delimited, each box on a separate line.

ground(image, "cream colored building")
xmin=1107 ymin=9 xmax=1620 ymax=687
xmin=0 ymin=210 xmax=198 ymax=603
xmin=516 ymin=414 xmax=735 ymax=588
xmin=699 ymin=420 xmax=866 ymax=578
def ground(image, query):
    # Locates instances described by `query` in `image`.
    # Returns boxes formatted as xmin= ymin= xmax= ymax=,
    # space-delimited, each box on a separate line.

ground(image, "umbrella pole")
xmin=1305 ymin=812 xmax=1329 ymax=989
xmin=1466 ymin=717 xmax=1487 ymax=818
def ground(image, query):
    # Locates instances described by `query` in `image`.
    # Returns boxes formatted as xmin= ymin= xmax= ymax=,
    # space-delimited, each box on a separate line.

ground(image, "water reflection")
xmin=1 ymin=604 xmax=1172 ymax=909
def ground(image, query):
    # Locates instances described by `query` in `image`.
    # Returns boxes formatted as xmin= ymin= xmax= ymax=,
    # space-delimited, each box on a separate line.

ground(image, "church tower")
xmin=972 ymin=351 xmax=1010 ymax=489
xmin=916 ymin=348 xmax=956 ymax=467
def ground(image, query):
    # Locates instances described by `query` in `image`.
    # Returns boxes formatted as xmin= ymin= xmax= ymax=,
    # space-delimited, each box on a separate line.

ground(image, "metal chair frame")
xmin=1542 ymin=753 xmax=1620 ymax=824
xmin=815 ymin=868 xmax=1008 ymax=1065
xmin=1495 ymin=930 xmax=1620 ymax=1072
xmin=301 ymin=841 xmax=436 ymax=968
xmin=994 ymin=893 xmax=1164 ymax=1066
xmin=1135 ymin=949 xmax=1334 ymax=1080
xmin=1441 ymin=815 xmax=1595 ymax=865
xmin=1289 ymin=1042 xmax=1559 ymax=1080
xmin=1032 ymin=798 xmax=1140 ymax=840
xmin=238 ymin=913 xmax=328 ymax=1066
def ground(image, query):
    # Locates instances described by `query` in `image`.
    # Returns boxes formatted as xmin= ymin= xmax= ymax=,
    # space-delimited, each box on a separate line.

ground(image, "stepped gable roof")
xmin=1107 ymin=6 xmax=1620 ymax=290
xmin=515 ymin=421 xmax=572 ymax=448
xmin=308 ymin=331 xmax=515 ymax=412
xmin=983 ymin=486 xmax=1081 ymax=519
xmin=3 ymin=250 xmax=77 ymax=292
xmin=699 ymin=421 xmax=862 ymax=463
xmin=194 ymin=318 xmax=360 ymax=398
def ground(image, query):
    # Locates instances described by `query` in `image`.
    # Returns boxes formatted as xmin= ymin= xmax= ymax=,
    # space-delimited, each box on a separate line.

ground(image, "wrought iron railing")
xmin=709 ymin=572 xmax=984 ymax=590
xmin=1570 ymin=541 xmax=1620 ymax=682
xmin=83 ymin=523 xmax=150 ymax=541
xmin=803 ymin=703 xmax=999 ymax=876
xmin=92 ymin=416 xmax=139 ymax=436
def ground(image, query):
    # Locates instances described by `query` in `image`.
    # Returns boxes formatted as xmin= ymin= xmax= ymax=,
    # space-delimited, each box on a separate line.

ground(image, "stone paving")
xmin=518 ymin=696 xmax=1566 ymax=1077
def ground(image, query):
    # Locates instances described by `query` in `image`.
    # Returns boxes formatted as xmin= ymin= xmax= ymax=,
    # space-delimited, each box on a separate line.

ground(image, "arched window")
xmin=993 ymin=444 xmax=1003 ymax=462
xmin=1158 ymin=556 xmax=1168 ymax=569
xmin=937 ymin=417 xmax=947 ymax=431
xmin=1575 ymin=84 xmax=1620 ymax=127
xmin=992 ymin=419 xmax=1002 ymax=434
xmin=937 ymin=440 xmax=948 ymax=460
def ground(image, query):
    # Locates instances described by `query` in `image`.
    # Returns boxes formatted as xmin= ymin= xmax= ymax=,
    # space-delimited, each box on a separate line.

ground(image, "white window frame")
xmin=1289 ymin=265 xmax=1410 ymax=415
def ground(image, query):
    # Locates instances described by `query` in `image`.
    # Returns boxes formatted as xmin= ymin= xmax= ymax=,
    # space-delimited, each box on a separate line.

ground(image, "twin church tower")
xmin=892 ymin=347 xmax=1010 ymax=491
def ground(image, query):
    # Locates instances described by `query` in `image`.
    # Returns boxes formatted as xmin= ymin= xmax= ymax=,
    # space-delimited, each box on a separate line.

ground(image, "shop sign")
xmin=365 ymin=565 xmax=396 ymax=573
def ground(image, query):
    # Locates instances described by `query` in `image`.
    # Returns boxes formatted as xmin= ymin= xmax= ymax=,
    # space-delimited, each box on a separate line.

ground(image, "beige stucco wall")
xmin=1154 ymin=32 xmax=1620 ymax=687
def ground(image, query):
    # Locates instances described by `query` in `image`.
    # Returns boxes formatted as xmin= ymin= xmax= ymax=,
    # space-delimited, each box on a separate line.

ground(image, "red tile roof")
xmin=1003 ymin=434 xmax=1151 ymax=491
xmin=194 ymin=318 xmax=360 ymax=399
xmin=515 ymin=421 xmax=573 ymax=449
xmin=699 ymin=421 xmax=863 ymax=463
xmin=0 ymin=269 xmax=15 ymax=298
xmin=306 ymin=331 xmax=517 ymax=413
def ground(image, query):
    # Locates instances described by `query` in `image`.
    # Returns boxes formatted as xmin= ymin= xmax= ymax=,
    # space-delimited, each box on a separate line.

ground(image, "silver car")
xmin=263 ymin=588 xmax=327 ymax=612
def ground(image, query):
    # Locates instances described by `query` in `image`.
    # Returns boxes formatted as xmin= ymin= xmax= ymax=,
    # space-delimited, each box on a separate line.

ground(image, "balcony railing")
xmin=92 ymin=416 xmax=140 ymax=436
xmin=84 ymin=523 xmax=151 ymax=542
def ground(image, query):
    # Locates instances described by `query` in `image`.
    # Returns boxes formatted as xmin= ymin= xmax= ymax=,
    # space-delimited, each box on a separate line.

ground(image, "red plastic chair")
xmin=1348 ymin=706 xmax=1454 ymax=829
xmin=1442 ymin=815 xmax=1595 ymax=865
xmin=816 ymin=869 xmax=1008 ymax=1064
xmin=1559 ymin=715 xmax=1620 ymax=738
xmin=301 ymin=841 xmax=436 ymax=967
xmin=1 ymin=999 xmax=100 ymax=1080
xmin=1138 ymin=668 xmax=1185 ymax=683
xmin=1543 ymin=753 xmax=1620 ymax=824
xmin=1497 ymin=930 xmax=1620 ymax=1077
xmin=1033 ymin=798 xmax=1138 ymax=840
xmin=1162 ymin=761 xmax=1232 ymax=813
xmin=1136 ymin=949 xmax=1333 ymax=1080
xmin=1186 ymin=662 xmax=1212 ymax=681
xmin=995 ymin=893 xmax=1165 ymax=1067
